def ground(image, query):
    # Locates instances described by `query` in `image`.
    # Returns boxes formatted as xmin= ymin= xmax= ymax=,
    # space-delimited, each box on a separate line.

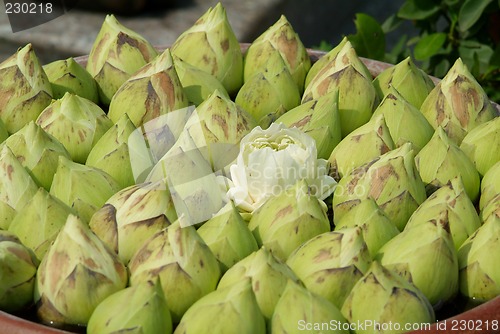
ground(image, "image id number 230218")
xmin=450 ymin=319 xmax=499 ymax=331
xmin=5 ymin=2 xmax=53 ymax=14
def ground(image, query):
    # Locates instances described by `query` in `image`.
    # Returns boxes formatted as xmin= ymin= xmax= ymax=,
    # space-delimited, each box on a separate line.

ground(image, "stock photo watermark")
xmin=3 ymin=0 xmax=78 ymax=32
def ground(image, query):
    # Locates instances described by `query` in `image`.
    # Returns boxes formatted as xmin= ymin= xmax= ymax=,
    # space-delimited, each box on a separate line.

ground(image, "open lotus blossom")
xmin=227 ymin=122 xmax=337 ymax=213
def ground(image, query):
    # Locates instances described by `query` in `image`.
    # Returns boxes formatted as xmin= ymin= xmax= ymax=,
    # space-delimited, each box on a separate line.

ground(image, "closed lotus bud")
xmin=276 ymin=90 xmax=342 ymax=159
xmin=302 ymin=40 xmax=378 ymax=137
xmin=86 ymin=113 xmax=137 ymax=189
xmin=272 ymin=280 xmax=350 ymax=334
xmin=86 ymin=14 xmax=158 ymax=105
xmin=108 ymin=48 xmax=189 ymax=127
xmin=373 ymin=56 xmax=435 ymax=108
xmin=129 ymin=221 xmax=221 ymax=323
xmin=305 ymin=37 xmax=359 ymax=89
xmin=8 ymin=187 xmax=75 ymax=261
xmin=175 ymin=278 xmax=266 ymax=334
xmin=244 ymin=15 xmax=311 ymax=93
xmin=420 ymin=58 xmax=497 ymax=145
xmin=50 ymin=156 xmax=122 ymax=223
xmin=458 ymin=211 xmax=500 ymax=303
xmin=1 ymin=121 xmax=71 ymax=191
xmin=0 ymin=43 xmax=52 ymax=134
xmin=43 ymin=57 xmax=99 ymax=103
xmin=328 ymin=114 xmax=394 ymax=179
xmin=415 ymin=126 xmax=480 ymax=201
xmin=248 ymin=179 xmax=331 ymax=261
xmin=479 ymin=161 xmax=500 ymax=211
xmin=375 ymin=216 xmax=459 ymax=306
xmin=334 ymin=198 xmax=400 ymax=258
xmin=36 ymin=92 xmax=113 ymax=164
xmin=197 ymin=202 xmax=259 ymax=273
xmin=286 ymin=228 xmax=372 ymax=309
xmin=217 ymin=247 xmax=300 ymax=320
xmin=0 ymin=230 xmax=39 ymax=313
xmin=341 ymin=261 xmax=435 ymax=331
xmin=89 ymin=181 xmax=177 ymax=264
xmin=333 ymin=143 xmax=427 ymax=231
xmin=371 ymin=86 xmax=434 ymax=152
xmin=236 ymin=52 xmax=300 ymax=128
xmin=0 ymin=145 xmax=38 ymax=230
xmin=34 ymin=214 xmax=128 ymax=327
xmin=460 ymin=117 xmax=500 ymax=176
xmin=173 ymin=54 xmax=229 ymax=106
xmin=171 ymin=3 xmax=243 ymax=95
xmin=405 ymin=177 xmax=481 ymax=251
xmin=87 ymin=279 xmax=172 ymax=334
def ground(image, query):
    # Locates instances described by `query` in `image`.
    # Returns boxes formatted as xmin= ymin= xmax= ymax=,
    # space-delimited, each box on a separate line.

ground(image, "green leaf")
xmin=381 ymin=14 xmax=404 ymax=33
xmin=434 ymin=58 xmax=452 ymax=78
xmin=347 ymin=13 xmax=386 ymax=61
xmin=414 ymin=33 xmax=448 ymax=61
xmin=459 ymin=40 xmax=494 ymax=74
xmin=398 ymin=0 xmax=441 ymax=20
xmin=458 ymin=0 xmax=494 ymax=32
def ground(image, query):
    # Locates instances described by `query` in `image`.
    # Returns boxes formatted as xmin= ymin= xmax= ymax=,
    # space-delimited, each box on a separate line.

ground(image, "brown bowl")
xmin=1 ymin=45 xmax=498 ymax=334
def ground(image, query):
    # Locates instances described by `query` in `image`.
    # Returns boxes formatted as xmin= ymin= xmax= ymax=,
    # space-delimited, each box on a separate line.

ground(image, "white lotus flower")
xmin=227 ymin=122 xmax=337 ymax=212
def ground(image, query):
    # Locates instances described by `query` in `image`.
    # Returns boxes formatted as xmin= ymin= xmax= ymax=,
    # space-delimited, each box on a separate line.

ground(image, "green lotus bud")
xmin=248 ymin=179 xmax=331 ymax=261
xmin=86 ymin=113 xmax=136 ymax=189
xmin=302 ymin=40 xmax=378 ymax=137
xmin=244 ymin=15 xmax=311 ymax=93
xmin=0 ymin=43 xmax=52 ymax=134
xmin=334 ymin=198 xmax=400 ymax=258
xmin=460 ymin=117 xmax=500 ymax=177
xmin=217 ymin=247 xmax=300 ymax=320
xmin=86 ymin=14 xmax=158 ymax=105
xmin=236 ymin=52 xmax=300 ymax=129
xmin=420 ymin=58 xmax=498 ymax=145
xmin=276 ymin=90 xmax=342 ymax=159
xmin=458 ymin=211 xmax=500 ymax=303
xmin=36 ymin=92 xmax=113 ymax=164
xmin=108 ymin=48 xmax=189 ymax=127
xmin=333 ymin=143 xmax=427 ymax=231
xmin=43 ymin=57 xmax=99 ymax=103
xmin=0 ymin=230 xmax=39 ymax=313
xmin=186 ymin=89 xmax=257 ymax=171
xmin=1 ymin=121 xmax=71 ymax=191
xmin=272 ymin=279 xmax=350 ymax=334
xmin=8 ymin=187 xmax=75 ymax=261
xmin=90 ymin=181 xmax=176 ymax=264
xmin=341 ymin=261 xmax=435 ymax=332
xmin=175 ymin=278 xmax=266 ymax=334
xmin=305 ymin=37 xmax=361 ymax=89
xmin=371 ymin=86 xmax=434 ymax=152
xmin=0 ymin=145 xmax=38 ymax=230
xmin=173 ymin=54 xmax=229 ymax=106
xmin=87 ymin=279 xmax=172 ymax=334
xmin=415 ymin=126 xmax=480 ymax=201
xmin=34 ymin=214 xmax=127 ymax=326
xmin=373 ymin=56 xmax=435 ymax=108
xmin=129 ymin=221 xmax=221 ymax=323
xmin=479 ymin=161 xmax=500 ymax=211
xmin=197 ymin=202 xmax=258 ymax=273
xmin=405 ymin=177 xmax=481 ymax=251
xmin=328 ymin=114 xmax=394 ymax=179
xmin=375 ymin=215 xmax=459 ymax=306
xmin=50 ymin=156 xmax=122 ymax=223
xmin=170 ymin=3 xmax=243 ymax=95
xmin=0 ymin=119 xmax=9 ymax=144
xmin=286 ymin=228 xmax=371 ymax=310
